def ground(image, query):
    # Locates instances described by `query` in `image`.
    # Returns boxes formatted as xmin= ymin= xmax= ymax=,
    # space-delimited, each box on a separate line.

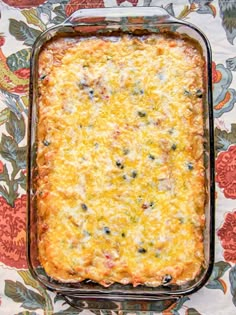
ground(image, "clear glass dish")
xmin=27 ymin=6 xmax=215 ymax=311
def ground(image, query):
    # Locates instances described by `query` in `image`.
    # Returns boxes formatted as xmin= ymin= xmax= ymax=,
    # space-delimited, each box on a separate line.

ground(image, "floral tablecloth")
xmin=0 ymin=0 xmax=236 ymax=314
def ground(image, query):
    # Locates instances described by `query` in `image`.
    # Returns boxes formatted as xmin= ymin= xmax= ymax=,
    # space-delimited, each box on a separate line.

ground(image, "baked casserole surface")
xmin=37 ymin=34 xmax=205 ymax=287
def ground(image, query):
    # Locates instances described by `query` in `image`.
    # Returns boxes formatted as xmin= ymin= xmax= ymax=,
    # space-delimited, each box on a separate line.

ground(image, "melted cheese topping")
xmin=37 ymin=34 xmax=205 ymax=287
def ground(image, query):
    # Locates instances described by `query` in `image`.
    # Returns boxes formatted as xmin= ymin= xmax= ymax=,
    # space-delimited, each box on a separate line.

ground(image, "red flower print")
xmin=65 ymin=0 xmax=105 ymax=16
xmin=216 ymin=145 xmax=236 ymax=199
xmin=0 ymin=35 xmax=5 ymax=47
xmin=217 ymin=210 xmax=236 ymax=263
xmin=2 ymin=0 xmax=46 ymax=8
xmin=14 ymin=68 xmax=30 ymax=79
xmin=0 ymin=161 xmax=3 ymax=174
xmin=0 ymin=195 xmax=27 ymax=269
xmin=117 ymin=0 xmax=138 ymax=6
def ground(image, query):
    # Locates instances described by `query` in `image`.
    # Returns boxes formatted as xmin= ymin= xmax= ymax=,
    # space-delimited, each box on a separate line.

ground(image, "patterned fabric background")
xmin=0 ymin=0 xmax=236 ymax=314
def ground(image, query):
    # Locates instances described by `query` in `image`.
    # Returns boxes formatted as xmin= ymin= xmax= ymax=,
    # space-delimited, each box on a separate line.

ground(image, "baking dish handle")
xmin=58 ymin=293 xmax=184 ymax=311
xmin=63 ymin=6 xmax=179 ymax=25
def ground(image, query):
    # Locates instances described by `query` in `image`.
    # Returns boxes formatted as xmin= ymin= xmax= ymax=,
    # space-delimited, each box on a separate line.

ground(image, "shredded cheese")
xmin=37 ymin=34 xmax=205 ymax=287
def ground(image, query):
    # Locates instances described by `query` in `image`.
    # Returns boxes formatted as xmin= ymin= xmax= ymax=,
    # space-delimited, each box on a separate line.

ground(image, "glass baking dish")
xmin=27 ymin=6 xmax=215 ymax=311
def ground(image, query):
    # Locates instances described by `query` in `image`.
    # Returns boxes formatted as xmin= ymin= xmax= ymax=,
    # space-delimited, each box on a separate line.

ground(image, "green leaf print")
xmin=1 ymin=134 xmax=18 ymax=163
xmin=208 ymin=261 xmax=231 ymax=281
xmin=186 ymin=308 xmax=202 ymax=315
xmin=206 ymin=279 xmax=227 ymax=292
xmin=7 ymin=49 xmax=31 ymax=72
xmin=0 ymin=108 xmax=10 ymax=126
xmin=6 ymin=111 xmax=25 ymax=144
xmin=206 ymin=261 xmax=231 ymax=293
xmin=17 ymin=171 xmax=27 ymax=190
xmin=229 ymin=265 xmax=236 ymax=307
xmin=18 ymin=270 xmax=41 ymax=290
xmin=215 ymin=124 xmax=236 ymax=154
xmin=21 ymin=8 xmax=46 ymax=31
xmin=4 ymin=280 xmax=46 ymax=310
xmin=9 ymin=19 xmax=41 ymax=46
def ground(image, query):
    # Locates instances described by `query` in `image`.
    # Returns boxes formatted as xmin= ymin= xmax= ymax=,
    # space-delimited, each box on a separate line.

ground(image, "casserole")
xmin=27 ymin=6 xmax=215 ymax=310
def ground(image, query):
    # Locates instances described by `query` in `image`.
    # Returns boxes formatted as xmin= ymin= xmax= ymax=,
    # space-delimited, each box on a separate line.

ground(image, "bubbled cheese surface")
xmin=37 ymin=34 xmax=205 ymax=287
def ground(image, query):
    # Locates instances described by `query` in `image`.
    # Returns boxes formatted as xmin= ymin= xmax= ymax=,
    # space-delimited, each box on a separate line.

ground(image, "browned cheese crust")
xmin=37 ymin=34 xmax=205 ymax=287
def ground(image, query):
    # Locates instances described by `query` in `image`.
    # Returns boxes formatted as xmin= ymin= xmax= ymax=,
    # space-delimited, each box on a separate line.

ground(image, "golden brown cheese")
xmin=37 ymin=34 xmax=205 ymax=287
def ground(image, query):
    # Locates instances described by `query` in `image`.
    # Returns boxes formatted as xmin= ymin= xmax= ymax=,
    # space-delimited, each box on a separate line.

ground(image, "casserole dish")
xmin=27 ymin=6 xmax=215 ymax=310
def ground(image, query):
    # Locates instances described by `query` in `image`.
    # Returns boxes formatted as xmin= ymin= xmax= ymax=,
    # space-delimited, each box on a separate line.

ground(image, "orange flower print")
xmin=65 ymin=0 xmax=104 ymax=16
xmin=216 ymin=145 xmax=236 ymax=199
xmin=2 ymin=0 xmax=46 ymax=8
xmin=218 ymin=210 xmax=236 ymax=263
xmin=0 ymin=195 xmax=27 ymax=268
